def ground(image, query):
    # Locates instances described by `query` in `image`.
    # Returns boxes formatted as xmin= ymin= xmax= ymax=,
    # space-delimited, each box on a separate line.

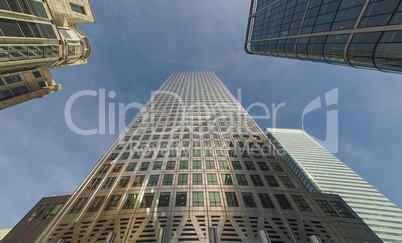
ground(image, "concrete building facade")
xmin=0 ymin=0 xmax=94 ymax=109
xmin=9 ymin=71 xmax=382 ymax=243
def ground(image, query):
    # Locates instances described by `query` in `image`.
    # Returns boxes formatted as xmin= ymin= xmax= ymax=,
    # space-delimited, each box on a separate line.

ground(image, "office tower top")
xmin=0 ymin=0 xmax=95 ymax=109
xmin=265 ymin=128 xmax=402 ymax=242
xmin=245 ymin=0 xmax=402 ymax=74
xmin=16 ymin=71 xmax=381 ymax=243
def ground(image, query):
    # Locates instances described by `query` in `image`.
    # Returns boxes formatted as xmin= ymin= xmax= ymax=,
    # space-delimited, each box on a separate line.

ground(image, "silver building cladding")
xmin=21 ymin=71 xmax=381 ymax=243
xmin=266 ymin=127 xmax=402 ymax=242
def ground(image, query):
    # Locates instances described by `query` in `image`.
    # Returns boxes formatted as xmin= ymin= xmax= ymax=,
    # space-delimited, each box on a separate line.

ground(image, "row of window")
xmin=27 ymin=202 xmax=64 ymax=221
xmin=0 ymin=18 xmax=56 ymax=39
xmin=71 ymin=192 xmax=292 ymax=213
xmin=116 ymin=141 xmax=267 ymax=152
xmin=98 ymin=160 xmax=283 ymax=174
xmin=109 ymin=149 xmax=273 ymax=161
xmin=0 ymin=0 xmax=49 ymax=18
xmin=252 ymin=0 xmax=401 ymax=40
xmin=89 ymin=172 xmax=293 ymax=190
xmin=250 ymin=30 xmax=402 ymax=72
xmin=132 ymin=120 xmax=256 ymax=131
xmin=71 ymin=190 xmax=354 ymax=219
xmin=0 ymin=45 xmax=59 ymax=62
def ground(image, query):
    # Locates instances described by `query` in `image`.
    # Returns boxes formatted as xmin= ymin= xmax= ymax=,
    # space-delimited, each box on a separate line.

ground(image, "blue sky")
xmin=0 ymin=0 xmax=401 ymax=228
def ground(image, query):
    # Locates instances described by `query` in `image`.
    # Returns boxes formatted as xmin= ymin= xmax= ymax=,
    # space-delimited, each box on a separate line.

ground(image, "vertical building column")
xmin=157 ymin=228 xmax=167 ymax=243
xmin=259 ymin=230 xmax=272 ymax=243
xmin=209 ymin=227 xmax=218 ymax=243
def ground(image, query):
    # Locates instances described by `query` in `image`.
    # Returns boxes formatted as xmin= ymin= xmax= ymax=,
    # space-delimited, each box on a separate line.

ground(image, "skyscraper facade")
xmin=0 ymin=0 xmax=94 ymax=109
xmin=245 ymin=0 xmax=402 ymax=73
xmin=265 ymin=128 xmax=402 ymax=242
xmin=20 ymin=71 xmax=381 ymax=243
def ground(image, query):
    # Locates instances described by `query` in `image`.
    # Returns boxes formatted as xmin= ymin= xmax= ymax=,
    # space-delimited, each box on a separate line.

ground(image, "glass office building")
xmin=0 ymin=0 xmax=95 ymax=109
xmin=265 ymin=128 xmax=402 ymax=242
xmin=14 ymin=71 xmax=382 ymax=243
xmin=245 ymin=0 xmax=402 ymax=73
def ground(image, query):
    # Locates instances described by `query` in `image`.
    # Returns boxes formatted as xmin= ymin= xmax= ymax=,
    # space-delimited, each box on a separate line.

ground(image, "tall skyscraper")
xmin=245 ymin=0 xmax=402 ymax=73
xmin=0 ymin=0 xmax=94 ymax=109
xmin=6 ymin=71 xmax=381 ymax=243
xmin=265 ymin=128 xmax=402 ymax=242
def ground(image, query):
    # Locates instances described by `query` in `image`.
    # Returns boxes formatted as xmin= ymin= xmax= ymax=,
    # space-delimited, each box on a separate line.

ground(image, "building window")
xmin=209 ymin=192 xmax=221 ymax=206
xmin=228 ymin=150 xmax=237 ymax=157
xmin=206 ymin=160 xmax=215 ymax=169
xmin=231 ymin=161 xmax=242 ymax=170
xmin=193 ymin=173 xmax=203 ymax=185
xmin=250 ymin=175 xmax=264 ymax=186
xmin=258 ymin=193 xmax=275 ymax=209
xmin=264 ymin=175 xmax=280 ymax=187
xmin=156 ymin=151 xmax=165 ymax=158
xmin=104 ymin=195 xmax=121 ymax=211
xmin=178 ymin=174 xmax=188 ymax=185
xmin=205 ymin=150 xmax=213 ymax=157
xmin=242 ymin=193 xmax=257 ymax=208
xmin=235 ymin=174 xmax=248 ymax=186
xmin=275 ymin=194 xmax=293 ymax=210
xmin=125 ymin=163 xmax=137 ymax=172
xmin=169 ymin=150 xmax=177 ymax=157
xmin=257 ymin=162 xmax=270 ymax=171
xmin=193 ymin=160 xmax=202 ymax=169
xmin=70 ymin=3 xmax=86 ymax=14
xmin=193 ymin=192 xmax=204 ymax=206
xmin=68 ymin=198 xmax=88 ymax=214
xmin=316 ymin=200 xmax=339 ymax=217
xmin=279 ymin=176 xmax=295 ymax=188
xmin=179 ymin=160 xmax=188 ymax=169
xmin=102 ymin=177 xmax=116 ymax=189
xmin=33 ymin=71 xmax=42 ymax=78
xmin=221 ymin=174 xmax=233 ymax=185
xmin=331 ymin=201 xmax=354 ymax=218
xmin=140 ymin=193 xmax=154 ymax=208
xmin=117 ymin=176 xmax=130 ymax=188
xmin=158 ymin=192 xmax=171 ymax=207
xmin=244 ymin=161 xmax=256 ymax=170
xmin=132 ymin=152 xmax=141 ymax=159
xmin=43 ymin=203 xmax=64 ymax=219
xmin=193 ymin=150 xmax=201 ymax=157
xmin=218 ymin=160 xmax=228 ymax=169
xmin=132 ymin=175 xmax=145 ymax=187
xmin=270 ymin=162 xmax=284 ymax=172
xmin=27 ymin=204 xmax=47 ymax=221
xmin=112 ymin=164 xmax=123 ymax=173
xmin=162 ymin=174 xmax=173 ymax=185
xmin=86 ymin=178 xmax=102 ymax=190
xmin=120 ymin=152 xmax=130 ymax=160
xmin=107 ymin=153 xmax=119 ymax=161
xmin=153 ymin=161 xmax=163 ymax=170
xmin=181 ymin=150 xmax=189 ymax=157
xmin=207 ymin=174 xmax=218 ymax=185
xmin=175 ymin=192 xmax=187 ymax=207
xmin=193 ymin=141 xmax=200 ymax=147
xmin=225 ymin=192 xmax=239 ymax=207
xmin=166 ymin=161 xmax=175 ymax=170
xmin=291 ymin=195 xmax=311 ymax=212
xmin=139 ymin=162 xmax=150 ymax=171
xmin=148 ymin=175 xmax=159 ymax=186
xmin=122 ymin=194 xmax=138 ymax=209
xmin=87 ymin=196 xmax=105 ymax=212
